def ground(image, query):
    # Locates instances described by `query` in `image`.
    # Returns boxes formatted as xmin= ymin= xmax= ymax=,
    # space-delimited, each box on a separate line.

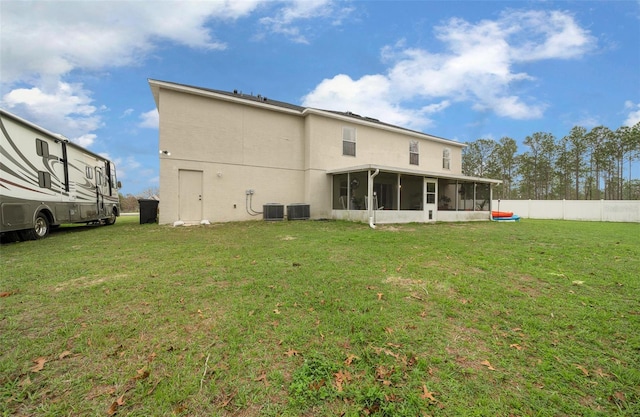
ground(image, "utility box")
xmin=138 ymin=199 xmax=159 ymax=224
xmin=287 ymin=203 xmax=310 ymax=220
xmin=263 ymin=203 xmax=284 ymax=221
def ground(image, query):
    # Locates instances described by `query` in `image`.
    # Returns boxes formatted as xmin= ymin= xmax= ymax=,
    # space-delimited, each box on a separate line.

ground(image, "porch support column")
xmin=368 ymin=168 xmax=380 ymax=228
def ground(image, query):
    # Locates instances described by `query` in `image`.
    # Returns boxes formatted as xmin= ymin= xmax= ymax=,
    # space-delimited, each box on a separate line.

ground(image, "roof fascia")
xmin=325 ymin=164 xmax=501 ymax=184
xmin=148 ymin=79 xmax=303 ymax=116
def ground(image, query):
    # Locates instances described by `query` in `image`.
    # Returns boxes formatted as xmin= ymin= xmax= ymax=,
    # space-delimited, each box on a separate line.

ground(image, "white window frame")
xmin=443 ymin=148 xmax=451 ymax=170
xmin=342 ymin=126 xmax=356 ymax=157
xmin=409 ymin=140 xmax=419 ymax=165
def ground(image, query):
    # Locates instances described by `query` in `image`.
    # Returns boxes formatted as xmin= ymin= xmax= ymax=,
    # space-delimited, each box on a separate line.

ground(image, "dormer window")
xmin=409 ymin=140 xmax=419 ymax=165
xmin=342 ymin=127 xmax=356 ymax=156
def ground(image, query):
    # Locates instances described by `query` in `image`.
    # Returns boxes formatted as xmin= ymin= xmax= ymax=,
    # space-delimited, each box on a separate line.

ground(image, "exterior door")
xmin=425 ymin=179 xmax=437 ymax=221
xmin=178 ymin=169 xmax=203 ymax=222
xmin=95 ymin=166 xmax=105 ymax=216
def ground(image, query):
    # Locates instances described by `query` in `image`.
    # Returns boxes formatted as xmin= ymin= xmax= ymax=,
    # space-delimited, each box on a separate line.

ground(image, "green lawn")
xmin=1 ymin=216 xmax=639 ymax=416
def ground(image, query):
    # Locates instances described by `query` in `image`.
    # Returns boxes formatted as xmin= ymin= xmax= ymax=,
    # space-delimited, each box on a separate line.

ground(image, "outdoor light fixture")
xmin=159 ymin=150 xmax=171 ymax=156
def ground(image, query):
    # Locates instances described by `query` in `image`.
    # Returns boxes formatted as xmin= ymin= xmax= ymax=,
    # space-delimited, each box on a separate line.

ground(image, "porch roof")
xmin=325 ymin=164 xmax=502 ymax=185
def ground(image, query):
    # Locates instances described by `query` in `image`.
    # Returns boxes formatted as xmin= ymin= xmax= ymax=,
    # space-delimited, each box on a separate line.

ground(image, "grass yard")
xmin=1 ymin=216 xmax=639 ymax=416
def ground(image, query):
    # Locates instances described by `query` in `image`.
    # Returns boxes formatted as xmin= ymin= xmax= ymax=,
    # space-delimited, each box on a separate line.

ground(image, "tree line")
xmin=462 ymin=122 xmax=640 ymax=200
xmin=118 ymin=187 xmax=159 ymax=212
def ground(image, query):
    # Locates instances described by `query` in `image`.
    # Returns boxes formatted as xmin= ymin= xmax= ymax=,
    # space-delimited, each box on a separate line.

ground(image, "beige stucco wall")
xmin=159 ymin=88 xmax=307 ymax=224
xmin=155 ymin=83 xmax=468 ymax=224
xmin=304 ymin=113 xmax=463 ymax=174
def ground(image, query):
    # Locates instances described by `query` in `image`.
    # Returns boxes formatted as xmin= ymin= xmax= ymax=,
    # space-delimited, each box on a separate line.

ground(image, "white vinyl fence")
xmin=491 ymin=200 xmax=640 ymax=223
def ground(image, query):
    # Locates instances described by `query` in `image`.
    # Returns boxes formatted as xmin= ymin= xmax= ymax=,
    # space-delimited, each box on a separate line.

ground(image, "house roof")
xmin=148 ymin=79 xmax=465 ymax=148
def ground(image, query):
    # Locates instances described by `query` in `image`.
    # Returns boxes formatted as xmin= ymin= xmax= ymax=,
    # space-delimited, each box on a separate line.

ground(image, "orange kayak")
xmin=491 ymin=211 xmax=514 ymax=218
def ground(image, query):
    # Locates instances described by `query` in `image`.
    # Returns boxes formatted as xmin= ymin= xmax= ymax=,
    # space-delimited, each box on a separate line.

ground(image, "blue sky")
xmin=2 ymin=0 xmax=639 ymax=195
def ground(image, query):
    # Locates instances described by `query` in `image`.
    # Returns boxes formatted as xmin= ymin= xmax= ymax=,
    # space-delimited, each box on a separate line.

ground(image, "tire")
xmin=20 ymin=213 xmax=50 ymax=240
xmin=104 ymin=209 xmax=117 ymax=226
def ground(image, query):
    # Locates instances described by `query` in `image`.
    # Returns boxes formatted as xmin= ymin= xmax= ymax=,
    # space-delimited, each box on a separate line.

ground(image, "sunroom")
xmin=328 ymin=165 xmax=501 ymax=224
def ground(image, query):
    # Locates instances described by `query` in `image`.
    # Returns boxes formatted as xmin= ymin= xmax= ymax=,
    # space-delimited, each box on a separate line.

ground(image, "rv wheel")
xmin=105 ymin=210 xmax=117 ymax=226
xmin=20 ymin=213 xmax=50 ymax=240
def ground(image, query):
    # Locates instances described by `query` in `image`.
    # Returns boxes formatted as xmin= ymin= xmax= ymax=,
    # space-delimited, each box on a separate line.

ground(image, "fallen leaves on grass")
xmin=219 ymin=391 xmax=236 ymax=407
xmin=30 ymin=357 xmax=46 ymax=372
xmin=334 ymin=370 xmax=351 ymax=392
xmin=255 ymin=372 xmax=269 ymax=386
xmin=106 ymin=367 xmax=152 ymax=414
xmin=107 ymin=395 xmax=125 ymax=415
xmin=509 ymin=343 xmax=523 ymax=350
xmin=344 ymin=354 xmax=359 ymax=365
xmin=134 ymin=368 xmax=150 ymax=381
xmin=575 ymin=364 xmax=589 ymax=376
xmin=609 ymin=391 xmax=626 ymax=406
xmin=284 ymin=348 xmax=299 ymax=357
xmin=375 ymin=365 xmax=393 ymax=385
xmin=377 ymin=293 xmax=384 ymax=300
xmin=480 ymin=360 xmax=496 ymax=371
xmin=420 ymin=384 xmax=437 ymax=403
xmin=0 ymin=291 xmax=15 ymax=297
xmin=58 ymin=350 xmax=72 ymax=360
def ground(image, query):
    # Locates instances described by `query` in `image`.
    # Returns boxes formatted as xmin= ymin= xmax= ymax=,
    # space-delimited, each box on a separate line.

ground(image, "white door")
xmin=425 ymin=179 xmax=437 ymax=222
xmin=178 ymin=169 xmax=203 ymax=222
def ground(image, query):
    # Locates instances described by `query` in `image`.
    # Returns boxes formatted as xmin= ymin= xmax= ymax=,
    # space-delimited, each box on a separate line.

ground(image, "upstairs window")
xmin=342 ymin=127 xmax=356 ymax=157
xmin=443 ymin=148 xmax=451 ymax=170
xmin=409 ymin=140 xmax=419 ymax=165
xmin=85 ymin=166 xmax=93 ymax=179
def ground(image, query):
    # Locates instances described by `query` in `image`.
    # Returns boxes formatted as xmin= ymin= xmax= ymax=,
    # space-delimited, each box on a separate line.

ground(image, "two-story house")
xmin=148 ymin=79 xmax=500 ymax=225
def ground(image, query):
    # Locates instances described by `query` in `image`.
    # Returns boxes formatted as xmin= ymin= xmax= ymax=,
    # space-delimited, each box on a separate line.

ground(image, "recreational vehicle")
xmin=0 ymin=109 xmax=121 ymax=240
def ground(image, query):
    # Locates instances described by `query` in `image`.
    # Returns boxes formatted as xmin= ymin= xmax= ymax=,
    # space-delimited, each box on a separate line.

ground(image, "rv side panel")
xmin=1 ymin=109 xmax=120 ymax=239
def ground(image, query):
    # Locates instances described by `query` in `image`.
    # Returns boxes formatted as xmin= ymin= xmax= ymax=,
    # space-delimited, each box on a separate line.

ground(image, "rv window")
xmin=110 ymin=171 xmax=118 ymax=189
xmin=85 ymin=166 xmax=93 ymax=179
xmin=38 ymin=171 xmax=51 ymax=189
xmin=96 ymin=169 xmax=103 ymax=186
xmin=36 ymin=139 xmax=49 ymax=157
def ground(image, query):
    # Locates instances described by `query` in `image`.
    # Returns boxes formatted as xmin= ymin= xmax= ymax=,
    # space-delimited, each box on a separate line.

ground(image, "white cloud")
xmin=1 ymin=82 xmax=102 ymax=146
xmin=138 ymin=109 xmax=159 ymax=129
xmin=303 ymin=9 xmax=594 ymax=129
xmin=121 ymin=108 xmax=134 ymax=118
xmin=112 ymin=155 xmax=142 ymax=181
xmin=0 ymin=0 xmax=348 ymax=155
xmin=0 ymin=1 xmax=267 ymax=85
xmin=259 ymin=0 xmax=353 ymax=43
xmin=624 ymin=101 xmax=640 ymax=127
xmin=504 ymin=10 xmax=596 ymax=61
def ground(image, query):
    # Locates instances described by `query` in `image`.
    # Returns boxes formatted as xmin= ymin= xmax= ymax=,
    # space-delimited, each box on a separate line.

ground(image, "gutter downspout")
xmin=368 ymin=168 xmax=380 ymax=229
